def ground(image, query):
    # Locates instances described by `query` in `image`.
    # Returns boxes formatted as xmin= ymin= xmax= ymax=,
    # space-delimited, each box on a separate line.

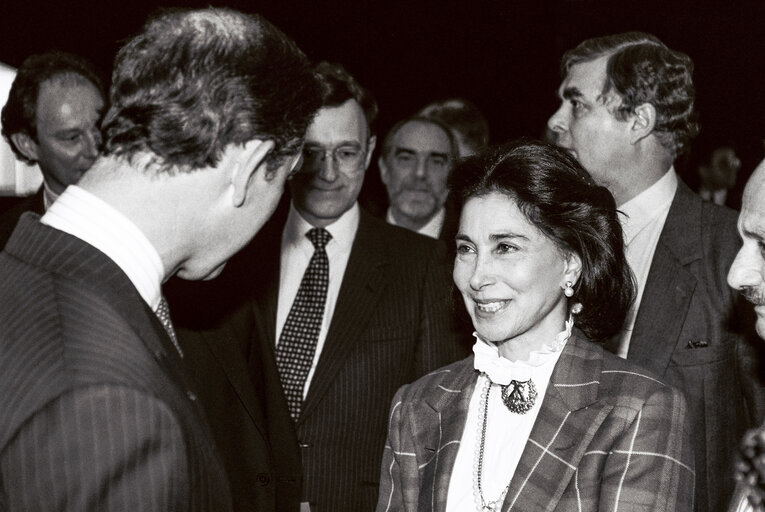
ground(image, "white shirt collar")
xmin=40 ymin=185 xmax=165 ymax=310
xmin=386 ymin=206 xmax=445 ymax=239
xmin=619 ymin=167 xmax=678 ymax=244
xmin=283 ymin=200 xmax=360 ymax=252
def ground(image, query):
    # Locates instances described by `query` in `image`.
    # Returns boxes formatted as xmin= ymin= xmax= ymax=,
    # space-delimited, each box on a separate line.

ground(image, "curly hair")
xmin=103 ymin=8 xmax=322 ymax=174
xmin=562 ymin=32 xmax=699 ymax=157
xmin=1 ymin=51 xmax=104 ymax=165
xmin=449 ymin=139 xmax=635 ymax=342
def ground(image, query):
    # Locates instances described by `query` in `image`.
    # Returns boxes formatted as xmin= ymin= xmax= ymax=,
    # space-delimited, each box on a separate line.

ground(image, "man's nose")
xmin=547 ymin=104 xmax=567 ymax=134
xmin=317 ymin=153 xmax=338 ymax=182
xmin=82 ymin=129 xmax=101 ymax=159
xmin=415 ymin=158 xmax=427 ymax=179
xmin=727 ymin=246 xmax=762 ymax=292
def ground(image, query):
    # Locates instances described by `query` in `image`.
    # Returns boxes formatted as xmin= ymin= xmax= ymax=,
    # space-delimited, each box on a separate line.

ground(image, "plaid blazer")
xmin=377 ymin=332 xmax=695 ymax=512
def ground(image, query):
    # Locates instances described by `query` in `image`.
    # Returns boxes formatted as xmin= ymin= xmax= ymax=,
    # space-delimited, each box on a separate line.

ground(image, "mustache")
xmin=740 ymin=286 xmax=765 ymax=306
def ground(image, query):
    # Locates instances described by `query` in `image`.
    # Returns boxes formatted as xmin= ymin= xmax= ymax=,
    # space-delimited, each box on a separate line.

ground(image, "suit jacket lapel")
xmin=198 ymin=310 xmax=269 ymax=435
xmin=7 ymin=215 xmax=204 ymax=417
xmin=299 ymin=211 xmax=390 ymax=423
xmin=627 ymin=182 xmax=700 ymax=375
xmin=413 ymin=360 xmax=477 ymax=512
xmin=503 ymin=334 xmax=611 ymax=511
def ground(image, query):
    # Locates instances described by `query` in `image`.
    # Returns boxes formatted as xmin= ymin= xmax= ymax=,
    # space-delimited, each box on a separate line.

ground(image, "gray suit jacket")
xmin=378 ymin=333 xmax=695 ymax=511
xmin=0 ymin=214 xmax=232 ymax=511
xmin=622 ymin=181 xmax=765 ymax=511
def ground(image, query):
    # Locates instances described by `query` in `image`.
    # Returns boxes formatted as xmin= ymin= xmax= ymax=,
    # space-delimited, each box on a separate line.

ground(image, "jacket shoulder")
xmin=396 ymin=356 xmax=474 ymax=401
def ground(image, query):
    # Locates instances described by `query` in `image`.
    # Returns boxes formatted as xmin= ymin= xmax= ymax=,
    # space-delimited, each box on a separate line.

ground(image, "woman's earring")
xmin=563 ymin=281 xmax=574 ymax=298
xmin=571 ymin=302 xmax=583 ymax=315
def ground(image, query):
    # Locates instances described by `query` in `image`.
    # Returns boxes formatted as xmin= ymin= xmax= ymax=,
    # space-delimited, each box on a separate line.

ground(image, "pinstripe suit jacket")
xmin=0 ymin=215 xmax=232 ymax=511
xmin=250 ymin=208 xmax=468 ymax=511
xmin=378 ymin=332 xmax=695 ymax=512
xmin=620 ymin=181 xmax=765 ymax=511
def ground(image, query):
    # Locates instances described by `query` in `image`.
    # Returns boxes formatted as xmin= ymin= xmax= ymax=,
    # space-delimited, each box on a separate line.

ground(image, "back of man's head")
xmin=2 ymin=51 xmax=104 ymax=165
xmin=562 ymin=31 xmax=699 ymax=158
xmin=313 ymin=61 xmax=378 ymax=135
xmin=103 ymin=8 xmax=321 ymax=174
xmin=418 ymin=98 xmax=489 ymax=157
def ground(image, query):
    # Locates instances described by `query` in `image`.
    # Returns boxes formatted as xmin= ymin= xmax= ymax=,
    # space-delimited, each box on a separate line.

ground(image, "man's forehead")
xmin=306 ymin=99 xmax=369 ymax=143
xmin=393 ymin=120 xmax=451 ymax=152
xmin=742 ymin=161 xmax=765 ymax=216
xmin=36 ymin=77 xmax=104 ymax=127
xmin=559 ymin=55 xmax=609 ymax=99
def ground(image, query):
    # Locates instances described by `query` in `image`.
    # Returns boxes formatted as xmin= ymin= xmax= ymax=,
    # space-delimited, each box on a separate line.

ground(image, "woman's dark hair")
xmin=449 ymin=139 xmax=635 ymax=342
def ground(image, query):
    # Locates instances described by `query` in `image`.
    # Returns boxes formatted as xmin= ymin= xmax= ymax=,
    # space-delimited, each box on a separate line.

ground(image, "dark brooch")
xmin=500 ymin=379 xmax=537 ymax=414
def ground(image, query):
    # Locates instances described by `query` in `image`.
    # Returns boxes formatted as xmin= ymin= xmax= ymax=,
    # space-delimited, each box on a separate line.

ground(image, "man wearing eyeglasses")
xmin=245 ymin=61 xmax=467 ymax=511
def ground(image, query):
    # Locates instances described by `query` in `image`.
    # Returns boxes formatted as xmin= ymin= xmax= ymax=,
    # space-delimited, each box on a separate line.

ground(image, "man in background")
xmin=418 ymin=97 xmax=489 ymax=157
xmin=378 ymin=116 xmax=457 ymax=239
xmin=548 ymin=31 xmax=764 ymax=511
xmin=246 ymin=62 xmax=466 ymax=511
xmin=0 ymin=51 xmax=105 ymax=246
xmin=0 ymin=8 xmax=320 ymax=510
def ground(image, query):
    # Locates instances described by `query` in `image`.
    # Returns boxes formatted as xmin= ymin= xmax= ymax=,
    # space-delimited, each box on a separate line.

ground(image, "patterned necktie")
xmin=155 ymin=296 xmax=184 ymax=358
xmin=275 ymin=227 xmax=332 ymax=422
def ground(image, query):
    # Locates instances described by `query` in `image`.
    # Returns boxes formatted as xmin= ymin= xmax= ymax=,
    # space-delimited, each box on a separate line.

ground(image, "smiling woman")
xmin=376 ymin=139 xmax=696 ymax=512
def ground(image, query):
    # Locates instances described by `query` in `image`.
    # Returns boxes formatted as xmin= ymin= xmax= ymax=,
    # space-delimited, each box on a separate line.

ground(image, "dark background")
xmin=2 ymin=0 xmax=763 ymax=205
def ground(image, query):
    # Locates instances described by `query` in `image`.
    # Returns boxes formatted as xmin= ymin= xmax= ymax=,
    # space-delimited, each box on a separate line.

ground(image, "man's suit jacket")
xmin=620 ymin=181 xmax=765 ymax=512
xmin=378 ymin=332 xmax=695 ymax=512
xmin=0 ymin=187 xmax=43 ymax=248
xmin=250 ymin=208 xmax=468 ymax=511
xmin=0 ymin=215 xmax=232 ymax=511
xmin=163 ymin=283 xmax=302 ymax=512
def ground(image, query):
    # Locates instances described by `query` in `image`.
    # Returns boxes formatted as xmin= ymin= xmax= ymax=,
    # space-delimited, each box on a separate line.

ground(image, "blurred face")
xmin=380 ymin=120 xmax=452 ymax=228
xmin=547 ymin=56 xmax=631 ymax=200
xmin=289 ymin=99 xmax=374 ymax=227
xmin=727 ymin=160 xmax=765 ymax=339
xmin=453 ymin=192 xmax=573 ymax=346
xmin=31 ymin=75 xmax=104 ymax=194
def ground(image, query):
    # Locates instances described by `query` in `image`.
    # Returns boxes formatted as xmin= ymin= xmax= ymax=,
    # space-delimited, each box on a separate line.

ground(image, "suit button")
xmin=299 ymin=443 xmax=311 ymax=449
xmin=186 ymin=391 xmax=197 ymax=401
xmin=256 ymin=472 xmax=270 ymax=486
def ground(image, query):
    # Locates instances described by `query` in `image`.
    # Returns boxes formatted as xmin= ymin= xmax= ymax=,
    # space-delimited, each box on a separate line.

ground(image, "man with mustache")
xmin=727 ymin=157 xmax=765 ymax=512
xmin=379 ymin=116 xmax=457 ymax=239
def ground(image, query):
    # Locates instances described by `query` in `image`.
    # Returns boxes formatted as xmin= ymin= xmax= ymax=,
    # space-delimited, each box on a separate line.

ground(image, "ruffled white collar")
xmin=472 ymin=316 xmax=573 ymax=385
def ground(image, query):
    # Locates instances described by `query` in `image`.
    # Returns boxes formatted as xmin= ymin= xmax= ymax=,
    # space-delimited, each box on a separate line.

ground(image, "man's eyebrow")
xmin=428 ymin=151 xmax=449 ymax=160
xmin=561 ymin=87 xmax=583 ymax=100
xmin=394 ymin=147 xmax=416 ymax=156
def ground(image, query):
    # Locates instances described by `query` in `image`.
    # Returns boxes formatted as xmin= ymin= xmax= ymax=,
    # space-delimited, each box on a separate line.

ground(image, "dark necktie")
xmin=275 ymin=227 xmax=332 ymax=422
xmin=155 ymin=296 xmax=184 ymax=358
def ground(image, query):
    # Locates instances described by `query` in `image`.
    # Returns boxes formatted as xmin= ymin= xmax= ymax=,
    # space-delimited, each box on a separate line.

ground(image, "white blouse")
xmin=446 ymin=318 xmax=573 ymax=511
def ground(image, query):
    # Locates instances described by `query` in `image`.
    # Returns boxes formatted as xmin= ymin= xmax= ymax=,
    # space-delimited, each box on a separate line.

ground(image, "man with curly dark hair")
xmin=548 ymin=32 xmax=764 ymax=512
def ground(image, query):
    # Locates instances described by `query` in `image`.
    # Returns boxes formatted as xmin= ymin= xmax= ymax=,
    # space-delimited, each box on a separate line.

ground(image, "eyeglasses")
xmin=301 ymin=143 xmax=367 ymax=173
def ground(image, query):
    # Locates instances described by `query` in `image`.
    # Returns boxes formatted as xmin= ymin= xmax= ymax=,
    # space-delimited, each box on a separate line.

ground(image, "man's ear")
xmin=231 ymin=139 xmax=275 ymax=207
xmin=630 ymin=103 xmax=656 ymax=145
xmin=378 ymin=153 xmax=390 ymax=186
xmin=10 ymin=132 xmax=39 ymax=163
xmin=364 ymin=135 xmax=377 ymax=170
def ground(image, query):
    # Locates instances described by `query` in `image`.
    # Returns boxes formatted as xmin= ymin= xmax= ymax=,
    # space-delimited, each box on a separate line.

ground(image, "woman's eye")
xmin=456 ymin=244 xmax=473 ymax=255
xmin=496 ymin=242 xmax=517 ymax=254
